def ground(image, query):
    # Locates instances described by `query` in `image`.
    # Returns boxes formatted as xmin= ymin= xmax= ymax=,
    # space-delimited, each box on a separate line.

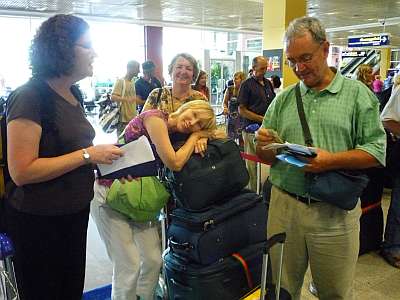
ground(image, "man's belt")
xmin=286 ymin=191 xmax=319 ymax=205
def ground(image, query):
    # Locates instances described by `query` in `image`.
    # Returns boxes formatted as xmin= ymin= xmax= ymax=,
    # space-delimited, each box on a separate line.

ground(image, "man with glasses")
xmin=238 ymin=56 xmax=275 ymax=191
xmin=255 ymin=17 xmax=386 ymax=299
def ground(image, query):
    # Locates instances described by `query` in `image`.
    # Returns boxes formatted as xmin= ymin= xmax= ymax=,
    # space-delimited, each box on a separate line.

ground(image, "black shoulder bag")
xmin=294 ymin=84 xmax=369 ymax=210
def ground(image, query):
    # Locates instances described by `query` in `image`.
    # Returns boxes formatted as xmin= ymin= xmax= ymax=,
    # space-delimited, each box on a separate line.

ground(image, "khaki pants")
xmin=242 ymin=131 xmax=269 ymax=192
xmin=267 ymin=186 xmax=361 ymax=300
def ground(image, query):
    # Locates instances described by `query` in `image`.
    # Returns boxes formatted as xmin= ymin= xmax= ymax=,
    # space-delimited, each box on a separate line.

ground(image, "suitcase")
xmin=241 ymin=233 xmax=291 ymax=300
xmin=165 ymin=139 xmax=249 ymax=210
xmin=163 ymin=241 xmax=264 ymax=300
xmin=167 ymin=190 xmax=267 ymax=265
xmin=359 ymin=204 xmax=384 ymax=255
xmin=0 ymin=233 xmax=20 ymax=300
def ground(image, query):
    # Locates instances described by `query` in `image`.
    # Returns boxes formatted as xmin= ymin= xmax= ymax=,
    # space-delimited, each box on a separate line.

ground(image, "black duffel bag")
xmin=165 ymin=138 xmax=249 ymax=210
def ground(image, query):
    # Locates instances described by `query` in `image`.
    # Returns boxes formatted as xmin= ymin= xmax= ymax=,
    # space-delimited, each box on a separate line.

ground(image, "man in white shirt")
xmin=380 ymin=74 xmax=400 ymax=268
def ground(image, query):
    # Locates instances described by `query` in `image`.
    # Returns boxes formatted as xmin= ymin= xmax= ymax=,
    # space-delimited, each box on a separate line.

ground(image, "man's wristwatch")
xmin=82 ymin=148 xmax=91 ymax=164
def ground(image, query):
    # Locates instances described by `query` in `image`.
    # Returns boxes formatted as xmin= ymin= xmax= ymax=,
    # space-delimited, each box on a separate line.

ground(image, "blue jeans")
xmin=383 ymin=175 xmax=400 ymax=255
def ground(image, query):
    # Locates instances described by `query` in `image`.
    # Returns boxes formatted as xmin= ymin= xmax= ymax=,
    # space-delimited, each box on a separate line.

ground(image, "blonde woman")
xmin=91 ymin=100 xmax=217 ymax=300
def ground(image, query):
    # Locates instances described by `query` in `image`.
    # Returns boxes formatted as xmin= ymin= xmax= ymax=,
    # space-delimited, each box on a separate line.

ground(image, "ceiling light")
xmin=327 ymin=16 xmax=400 ymax=33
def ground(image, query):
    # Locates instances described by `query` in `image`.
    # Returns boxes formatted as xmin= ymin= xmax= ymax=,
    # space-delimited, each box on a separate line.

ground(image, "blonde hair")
xmin=234 ymin=71 xmax=246 ymax=82
xmin=169 ymin=100 xmax=217 ymax=131
xmin=394 ymin=74 xmax=400 ymax=89
xmin=357 ymin=64 xmax=373 ymax=87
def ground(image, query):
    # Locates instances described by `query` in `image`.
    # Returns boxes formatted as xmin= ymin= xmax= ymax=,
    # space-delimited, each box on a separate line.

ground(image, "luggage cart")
xmin=241 ymin=232 xmax=291 ymax=300
xmin=0 ymin=233 xmax=19 ymax=300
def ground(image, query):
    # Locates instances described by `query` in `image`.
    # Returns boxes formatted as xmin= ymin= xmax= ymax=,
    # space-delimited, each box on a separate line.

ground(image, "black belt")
xmin=286 ymin=191 xmax=319 ymax=205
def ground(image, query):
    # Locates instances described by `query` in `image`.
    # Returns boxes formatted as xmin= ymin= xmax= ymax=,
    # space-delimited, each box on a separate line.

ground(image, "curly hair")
xmin=356 ymin=64 xmax=373 ymax=88
xmin=30 ymin=14 xmax=89 ymax=79
xmin=168 ymin=53 xmax=199 ymax=83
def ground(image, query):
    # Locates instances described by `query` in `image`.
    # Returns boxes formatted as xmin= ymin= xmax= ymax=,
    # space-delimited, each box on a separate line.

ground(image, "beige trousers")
xmin=267 ymin=186 xmax=361 ymax=300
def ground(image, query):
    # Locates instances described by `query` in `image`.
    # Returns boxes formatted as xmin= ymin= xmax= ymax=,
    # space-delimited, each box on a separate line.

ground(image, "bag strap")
xmin=295 ymin=84 xmax=314 ymax=147
xmin=156 ymin=87 xmax=163 ymax=105
xmin=121 ymin=79 xmax=126 ymax=99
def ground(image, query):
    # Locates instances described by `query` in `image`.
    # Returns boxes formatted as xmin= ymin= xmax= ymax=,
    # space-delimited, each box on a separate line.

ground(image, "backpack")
xmin=0 ymin=79 xmax=83 ymax=231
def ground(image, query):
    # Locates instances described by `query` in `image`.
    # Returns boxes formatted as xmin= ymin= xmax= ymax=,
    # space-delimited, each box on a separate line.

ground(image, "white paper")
xmin=97 ymin=135 xmax=156 ymax=176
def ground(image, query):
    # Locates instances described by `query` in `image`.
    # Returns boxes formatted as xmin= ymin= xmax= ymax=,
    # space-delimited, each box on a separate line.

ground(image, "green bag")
xmin=106 ymin=176 xmax=170 ymax=222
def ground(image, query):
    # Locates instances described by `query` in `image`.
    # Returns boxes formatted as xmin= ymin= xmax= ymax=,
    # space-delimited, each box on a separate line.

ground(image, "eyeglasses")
xmin=285 ymin=43 xmax=323 ymax=68
xmin=75 ymin=43 xmax=93 ymax=50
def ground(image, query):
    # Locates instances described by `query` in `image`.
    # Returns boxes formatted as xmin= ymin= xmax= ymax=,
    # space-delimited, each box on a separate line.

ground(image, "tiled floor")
xmin=84 ymin=115 xmax=400 ymax=299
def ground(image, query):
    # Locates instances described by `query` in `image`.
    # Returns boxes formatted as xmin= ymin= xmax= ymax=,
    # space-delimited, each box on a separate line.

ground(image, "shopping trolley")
xmin=0 ymin=233 xmax=19 ymax=300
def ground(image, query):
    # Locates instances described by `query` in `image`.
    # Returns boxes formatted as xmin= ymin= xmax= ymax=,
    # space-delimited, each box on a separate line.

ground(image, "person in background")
xmin=270 ymin=75 xmax=282 ymax=94
xmin=373 ymin=74 xmax=384 ymax=93
xmin=193 ymin=70 xmax=210 ymax=101
xmin=135 ymin=60 xmax=162 ymax=113
xmin=142 ymin=53 xmax=208 ymax=154
xmin=238 ymin=56 xmax=275 ymax=191
xmin=91 ymin=100 xmax=217 ymax=300
xmin=223 ymin=71 xmax=246 ymax=145
xmin=111 ymin=60 xmax=143 ymax=137
xmin=356 ymin=64 xmax=374 ymax=90
xmin=256 ymin=17 xmax=386 ymax=300
xmin=380 ymin=74 xmax=400 ymax=268
xmin=384 ymin=71 xmax=395 ymax=90
xmin=4 ymin=14 xmax=123 ymax=300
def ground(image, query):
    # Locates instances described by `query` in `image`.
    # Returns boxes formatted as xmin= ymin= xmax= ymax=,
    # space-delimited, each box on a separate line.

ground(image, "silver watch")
xmin=82 ymin=148 xmax=91 ymax=164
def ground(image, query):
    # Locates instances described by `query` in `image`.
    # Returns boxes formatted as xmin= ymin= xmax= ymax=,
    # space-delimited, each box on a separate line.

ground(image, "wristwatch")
xmin=82 ymin=148 xmax=91 ymax=164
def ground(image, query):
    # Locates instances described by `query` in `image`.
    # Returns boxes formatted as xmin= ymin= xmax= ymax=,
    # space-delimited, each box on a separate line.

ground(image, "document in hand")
xmin=262 ymin=142 xmax=317 ymax=158
xmin=97 ymin=136 xmax=160 ymax=179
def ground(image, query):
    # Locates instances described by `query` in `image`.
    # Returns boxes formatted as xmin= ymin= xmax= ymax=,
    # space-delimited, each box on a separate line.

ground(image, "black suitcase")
xmin=359 ymin=204 xmax=384 ymax=255
xmin=165 ymin=139 xmax=249 ymax=210
xmin=167 ymin=190 xmax=268 ymax=265
xmin=163 ymin=241 xmax=264 ymax=300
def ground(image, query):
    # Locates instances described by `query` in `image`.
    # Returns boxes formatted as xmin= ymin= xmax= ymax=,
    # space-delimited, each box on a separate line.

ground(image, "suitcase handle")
xmin=169 ymin=278 xmax=193 ymax=292
xmin=264 ymin=233 xmax=286 ymax=253
xmin=168 ymin=238 xmax=194 ymax=251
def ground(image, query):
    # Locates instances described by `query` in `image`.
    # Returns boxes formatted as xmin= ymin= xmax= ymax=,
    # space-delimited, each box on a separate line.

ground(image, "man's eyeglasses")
xmin=75 ymin=43 xmax=93 ymax=50
xmin=285 ymin=43 xmax=323 ymax=68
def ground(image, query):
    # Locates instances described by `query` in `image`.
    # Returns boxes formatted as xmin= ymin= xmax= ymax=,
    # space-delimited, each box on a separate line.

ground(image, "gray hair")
xmin=284 ymin=17 xmax=327 ymax=46
xmin=168 ymin=53 xmax=199 ymax=83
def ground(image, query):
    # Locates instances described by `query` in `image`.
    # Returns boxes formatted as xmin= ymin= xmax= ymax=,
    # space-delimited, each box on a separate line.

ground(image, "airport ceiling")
xmin=0 ymin=0 xmax=400 ymax=47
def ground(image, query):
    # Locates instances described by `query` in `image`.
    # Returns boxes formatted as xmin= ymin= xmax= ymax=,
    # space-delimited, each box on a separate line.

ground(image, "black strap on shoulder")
xmin=156 ymin=87 xmax=163 ymax=106
xmin=71 ymin=85 xmax=84 ymax=107
xmin=295 ymin=83 xmax=314 ymax=147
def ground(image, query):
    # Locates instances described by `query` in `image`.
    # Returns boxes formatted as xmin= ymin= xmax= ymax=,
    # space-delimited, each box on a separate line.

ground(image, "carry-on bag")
xmin=163 ymin=241 xmax=264 ymax=300
xmin=165 ymin=138 xmax=249 ymax=210
xmin=241 ymin=233 xmax=291 ymax=300
xmin=0 ymin=233 xmax=19 ymax=300
xmin=167 ymin=190 xmax=268 ymax=265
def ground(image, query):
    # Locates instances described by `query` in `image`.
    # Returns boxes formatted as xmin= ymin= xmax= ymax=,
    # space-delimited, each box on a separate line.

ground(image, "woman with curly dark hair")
xmin=4 ymin=14 xmax=123 ymax=299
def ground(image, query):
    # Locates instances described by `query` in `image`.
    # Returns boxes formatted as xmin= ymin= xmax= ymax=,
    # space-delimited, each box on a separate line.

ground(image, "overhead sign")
xmin=341 ymin=50 xmax=368 ymax=58
xmin=348 ymin=34 xmax=390 ymax=48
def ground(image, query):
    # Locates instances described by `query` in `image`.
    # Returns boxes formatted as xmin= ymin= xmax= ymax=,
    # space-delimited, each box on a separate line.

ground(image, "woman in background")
xmin=142 ymin=53 xmax=208 ymax=154
xmin=193 ymin=70 xmax=210 ymax=101
xmin=357 ymin=64 xmax=374 ymax=90
xmin=223 ymin=71 xmax=246 ymax=145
